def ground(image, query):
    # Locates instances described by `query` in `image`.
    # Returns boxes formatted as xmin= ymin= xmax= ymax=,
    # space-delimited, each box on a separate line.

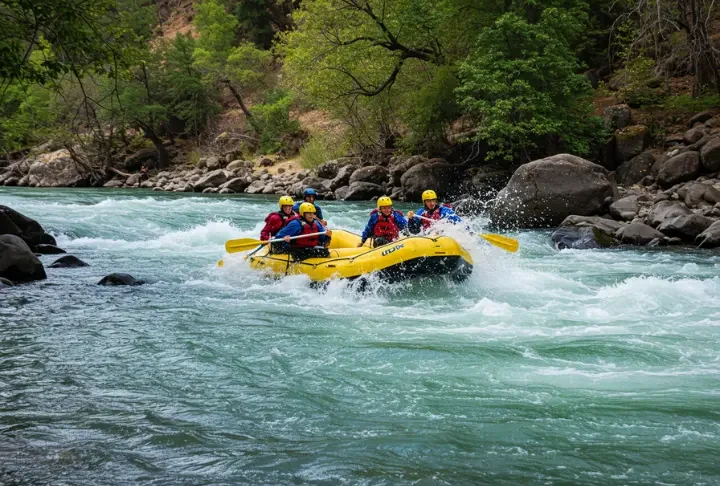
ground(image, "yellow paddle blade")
xmin=225 ymin=238 xmax=264 ymax=254
xmin=217 ymin=260 xmax=224 ymax=267
xmin=479 ymin=233 xmax=519 ymax=253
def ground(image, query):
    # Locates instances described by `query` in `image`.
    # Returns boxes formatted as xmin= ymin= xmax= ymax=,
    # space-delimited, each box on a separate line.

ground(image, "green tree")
xmin=193 ymin=0 xmax=272 ymax=133
xmin=457 ymin=8 xmax=599 ymax=161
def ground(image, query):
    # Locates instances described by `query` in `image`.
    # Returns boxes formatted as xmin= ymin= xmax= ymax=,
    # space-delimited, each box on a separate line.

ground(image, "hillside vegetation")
xmin=1 ymin=0 xmax=718 ymax=169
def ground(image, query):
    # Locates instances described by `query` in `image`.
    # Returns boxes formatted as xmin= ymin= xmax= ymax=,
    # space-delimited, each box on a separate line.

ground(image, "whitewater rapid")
xmin=1 ymin=187 xmax=719 ymax=485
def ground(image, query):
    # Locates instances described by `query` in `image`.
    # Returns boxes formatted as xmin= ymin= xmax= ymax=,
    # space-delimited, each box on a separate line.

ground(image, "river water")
xmin=1 ymin=188 xmax=719 ymax=485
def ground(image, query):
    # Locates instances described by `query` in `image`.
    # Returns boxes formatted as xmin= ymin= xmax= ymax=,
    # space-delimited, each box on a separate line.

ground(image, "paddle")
xmin=218 ymin=231 xmax=328 ymax=266
xmin=413 ymin=214 xmax=519 ymax=253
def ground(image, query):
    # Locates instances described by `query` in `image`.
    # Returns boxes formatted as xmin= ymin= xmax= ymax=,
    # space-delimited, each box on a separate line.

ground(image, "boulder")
xmin=297 ymin=176 xmax=330 ymax=196
xmin=193 ymin=169 xmax=228 ymax=191
xmin=615 ymin=152 xmax=656 ymax=186
xmin=97 ymin=273 xmax=145 ymax=286
xmin=342 ymin=182 xmax=385 ymax=200
xmin=609 ymin=195 xmax=639 ymax=221
xmin=389 ymin=155 xmax=434 ymax=186
xmin=615 ymin=125 xmax=650 ymax=163
xmin=103 ymin=179 xmax=124 ymax=188
xmin=220 ymin=177 xmax=251 ymax=193
xmin=226 ymin=159 xmax=251 ymax=172
xmin=683 ymin=126 xmax=708 ymax=144
xmin=615 ymin=222 xmax=665 ymax=245
xmin=0 ymin=235 xmax=47 ymax=283
xmin=0 ymin=277 xmax=13 ymax=287
xmin=218 ymin=188 xmax=235 ymax=194
xmin=259 ymin=158 xmax=275 ymax=167
xmin=123 ymin=148 xmax=157 ymax=171
xmin=245 ymin=180 xmax=266 ymax=194
xmin=140 ymin=180 xmax=154 ymax=189
xmin=349 ymin=165 xmax=388 ymax=185
xmin=664 ymin=133 xmax=685 ymax=147
xmin=334 ymin=185 xmax=351 ymax=200
xmin=695 ymin=221 xmax=720 ymax=248
xmin=27 ymin=150 xmax=89 ymax=187
xmin=34 ymin=244 xmax=66 ymax=255
xmin=551 ymin=226 xmax=618 ymax=250
xmin=658 ymin=214 xmax=715 ymax=240
xmin=330 ymin=165 xmax=357 ymax=191
xmin=490 ymin=154 xmax=616 ymax=228
xmin=0 ymin=205 xmax=56 ymax=247
xmin=700 ymin=137 xmax=720 ymax=172
xmin=682 ymin=183 xmax=720 ymax=207
xmin=125 ymin=174 xmax=141 ymax=186
xmin=603 ymin=104 xmax=633 ymax=130
xmin=206 ymin=156 xmax=222 ymax=170
xmin=689 ymin=110 xmax=715 ymax=127
xmin=656 ymin=151 xmax=701 ymax=187
xmin=646 ymin=200 xmax=692 ymax=227
xmin=400 ymin=162 xmax=464 ymax=201
xmin=48 ymin=255 xmax=89 ymax=268
xmin=559 ymin=215 xmax=626 ymax=237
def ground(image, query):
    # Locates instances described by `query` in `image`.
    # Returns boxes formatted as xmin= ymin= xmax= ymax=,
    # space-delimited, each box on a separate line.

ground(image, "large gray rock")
xmin=245 ymin=180 xmax=266 ymax=194
xmin=551 ymin=226 xmax=618 ymax=250
xmin=334 ymin=185 xmax=351 ymax=200
xmin=490 ymin=154 xmax=617 ymax=228
xmin=559 ymin=215 xmax=627 ymax=236
xmin=342 ymin=182 xmax=385 ymax=200
xmin=220 ymin=177 xmax=251 ymax=193
xmin=657 ymin=214 xmax=715 ymax=240
xmin=603 ymin=104 xmax=633 ymax=130
xmin=330 ymin=165 xmax=357 ymax=191
xmin=400 ymin=162 xmax=464 ymax=201
xmin=389 ymin=155 xmax=434 ymax=186
xmin=97 ymin=273 xmax=145 ymax=286
xmin=193 ymin=169 xmax=228 ymax=191
xmin=700 ymin=137 xmax=720 ymax=172
xmin=27 ymin=150 xmax=89 ymax=187
xmin=656 ymin=151 xmax=701 ymax=188
xmin=683 ymin=126 xmax=708 ymax=144
xmin=689 ymin=110 xmax=714 ymax=127
xmin=49 ymin=255 xmax=89 ymax=268
xmin=206 ymin=156 xmax=222 ymax=170
xmin=0 ymin=205 xmax=56 ymax=247
xmin=646 ymin=200 xmax=692 ymax=227
xmin=615 ymin=152 xmax=656 ymax=186
xmin=468 ymin=166 xmax=513 ymax=195
xmin=609 ymin=195 xmax=639 ymax=221
xmin=615 ymin=125 xmax=650 ymax=163
xmin=683 ymin=182 xmax=720 ymax=207
xmin=695 ymin=221 xmax=720 ymax=248
xmin=0 ymin=235 xmax=47 ymax=283
xmin=349 ymin=165 xmax=388 ymax=185
xmin=615 ymin=222 xmax=665 ymax=245
xmin=226 ymin=159 xmax=252 ymax=172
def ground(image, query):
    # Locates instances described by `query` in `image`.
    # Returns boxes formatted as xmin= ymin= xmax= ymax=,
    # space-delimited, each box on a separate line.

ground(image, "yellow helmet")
xmin=299 ymin=202 xmax=316 ymax=214
xmin=422 ymin=189 xmax=437 ymax=201
xmin=377 ymin=196 xmax=393 ymax=209
xmin=278 ymin=196 xmax=294 ymax=208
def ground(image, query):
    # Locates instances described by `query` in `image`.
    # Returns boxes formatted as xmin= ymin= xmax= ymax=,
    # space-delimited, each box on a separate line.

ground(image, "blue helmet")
xmin=303 ymin=188 xmax=317 ymax=197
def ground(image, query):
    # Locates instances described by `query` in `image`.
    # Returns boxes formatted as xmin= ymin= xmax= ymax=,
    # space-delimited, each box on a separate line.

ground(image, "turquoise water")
xmin=1 ymin=188 xmax=719 ymax=485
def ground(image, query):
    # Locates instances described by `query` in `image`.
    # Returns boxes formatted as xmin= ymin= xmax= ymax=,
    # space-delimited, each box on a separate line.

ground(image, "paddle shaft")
xmin=413 ymin=214 xmax=518 ymax=252
xmin=266 ymin=231 xmax=325 ymax=244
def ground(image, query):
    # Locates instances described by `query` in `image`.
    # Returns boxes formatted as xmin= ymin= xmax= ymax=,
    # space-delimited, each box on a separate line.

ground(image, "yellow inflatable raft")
xmin=248 ymin=229 xmax=473 ymax=282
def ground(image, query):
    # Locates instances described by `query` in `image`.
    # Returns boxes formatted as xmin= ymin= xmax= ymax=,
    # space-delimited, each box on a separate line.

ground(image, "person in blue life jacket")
xmin=407 ymin=189 xmax=462 ymax=234
xmin=275 ymin=202 xmax=332 ymax=261
xmin=292 ymin=188 xmax=327 ymax=226
xmin=359 ymin=196 xmax=408 ymax=248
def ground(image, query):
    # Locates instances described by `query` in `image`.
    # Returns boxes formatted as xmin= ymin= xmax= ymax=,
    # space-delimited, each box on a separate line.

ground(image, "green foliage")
xmin=0 ymin=82 xmax=54 ymax=151
xmin=664 ymin=94 xmax=720 ymax=113
xmin=251 ymin=89 xmax=301 ymax=154
xmin=614 ymin=55 xmax=664 ymax=107
xmin=457 ymin=9 xmax=598 ymax=161
xmin=231 ymin=0 xmax=296 ymax=49
xmin=300 ymin=131 xmax=349 ymax=169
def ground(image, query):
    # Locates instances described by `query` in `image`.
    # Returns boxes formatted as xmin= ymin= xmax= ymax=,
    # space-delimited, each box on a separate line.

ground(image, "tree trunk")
xmin=142 ymin=127 xmax=169 ymax=168
xmin=224 ymin=80 xmax=262 ymax=133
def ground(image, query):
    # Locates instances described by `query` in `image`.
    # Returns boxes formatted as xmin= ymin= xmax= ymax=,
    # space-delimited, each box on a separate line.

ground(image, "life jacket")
xmin=371 ymin=209 xmax=400 ymax=241
xmin=275 ymin=210 xmax=297 ymax=228
xmin=294 ymin=219 xmax=321 ymax=248
xmin=262 ymin=211 xmax=297 ymax=239
xmin=421 ymin=204 xmax=452 ymax=229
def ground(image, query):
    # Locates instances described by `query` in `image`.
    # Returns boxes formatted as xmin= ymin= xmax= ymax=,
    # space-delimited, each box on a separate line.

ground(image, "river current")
xmin=1 ymin=188 xmax=719 ymax=485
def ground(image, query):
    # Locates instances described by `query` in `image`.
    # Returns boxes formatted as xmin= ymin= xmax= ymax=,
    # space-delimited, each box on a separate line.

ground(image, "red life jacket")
xmin=261 ymin=211 xmax=297 ymax=240
xmin=276 ymin=210 xmax=297 ymax=228
xmin=294 ymin=220 xmax=321 ymax=248
xmin=421 ymin=204 xmax=451 ymax=229
xmin=371 ymin=209 xmax=400 ymax=241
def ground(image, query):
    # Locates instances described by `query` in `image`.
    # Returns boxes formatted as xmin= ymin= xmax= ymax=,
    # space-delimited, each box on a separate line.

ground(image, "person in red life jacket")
xmin=292 ymin=188 xmax=327 ymax=226
xmin=260 ymin=196 xmax=298 ymax=241
xmin=359 ymin=196 xmax=408 ymax=247
xmin=275 ymin=202 xmax=332 ymax=260
xmin=407 ymin=189 xmax=462 ymax=234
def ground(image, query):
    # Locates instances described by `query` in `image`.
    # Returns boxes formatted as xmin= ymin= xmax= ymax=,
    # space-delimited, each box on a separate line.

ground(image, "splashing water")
xmin=1 ymin=187 xmax=719 ymax=485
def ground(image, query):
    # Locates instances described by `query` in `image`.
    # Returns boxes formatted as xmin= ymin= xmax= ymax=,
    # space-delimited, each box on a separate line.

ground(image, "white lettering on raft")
xmin=381 ymin=244 xmax=404 ymax=256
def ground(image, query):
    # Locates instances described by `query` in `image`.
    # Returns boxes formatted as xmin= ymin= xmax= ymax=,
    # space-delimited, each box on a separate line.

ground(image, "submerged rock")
xmin=49 ymin=255 xmax=89 ymax=268
xmin=615 ymin=222 xmax=665 ymax=245
xmin=551 ymin=226 xmax=618 ymax=250
xmin=97 ymin=273 xmax=145 ymax=286
xmin=34 ymin=244 xmax=66 ymax=255
xmin=0 ymin=277 xmax=14 ymax=287
xmin=695 ymin=221 xmax=720 ymax=248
